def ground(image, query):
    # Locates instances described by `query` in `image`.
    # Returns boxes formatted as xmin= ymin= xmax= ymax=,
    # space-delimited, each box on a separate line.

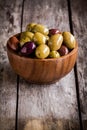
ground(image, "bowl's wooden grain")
xmin=7 ymin=34 xmax=78 ymax=84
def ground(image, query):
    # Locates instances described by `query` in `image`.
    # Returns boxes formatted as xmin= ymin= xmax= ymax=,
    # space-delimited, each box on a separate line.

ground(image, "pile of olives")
xmin=9 ymin=23 xmax=76 ymax=59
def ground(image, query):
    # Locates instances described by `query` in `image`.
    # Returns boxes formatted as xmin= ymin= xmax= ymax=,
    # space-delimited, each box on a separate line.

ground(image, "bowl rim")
xmin=7 ymin=33 xmax=78 ymax=61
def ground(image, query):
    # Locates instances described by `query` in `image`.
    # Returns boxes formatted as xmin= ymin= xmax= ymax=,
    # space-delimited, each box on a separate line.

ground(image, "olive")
xmin=20 ymin=31 xmax=34 ymax=46
xmin=20 ymin=41 xmax=36 ymax=55
xmin=8 ymin=36 xmax=19 ymax=51
xmin=33 ymin=32 xmax=47 ymax=45
xmin=48 ymin=34 xmax=63 ymax=51
xmin=32 ymin=24 xmax=49 ymax=35
xmin=26 ymin=23 xmax=36 ymax=31
xmin=49 ymin=29 xmax=61 ymax=36
xmin=20 ymin=31 xmax=34 ymax=40
xmin=26 ymin=32 xmax=34 ymax=40
xmin=58 ymin=45 xmax=69 ymax=56
xmin=49 ymin=51 xmax=60 ymax=58
xmin=62 ymin=32 xmax=76 ymax=49
xmin=35 ymin=44 xmax=50 ymax=59
xmin=20 ymin=37 xmax=31 ymax=47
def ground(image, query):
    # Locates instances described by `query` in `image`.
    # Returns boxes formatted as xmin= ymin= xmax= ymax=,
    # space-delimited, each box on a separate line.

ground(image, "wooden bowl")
xmin=7 ymin=34 xmax=78 ymax=84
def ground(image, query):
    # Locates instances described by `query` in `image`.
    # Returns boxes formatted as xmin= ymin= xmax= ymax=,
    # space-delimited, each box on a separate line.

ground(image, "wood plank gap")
xmin=15 ymin=75 xmax=20 ymax=130
xmin=67 ymin=0 xmax=83 ymax=130
xmin=74 ymin=64 xmax=84 ymax=130
xmin=15 ymin=0 xmax=25 ymax=130
xmin=21 ymin=0 xmax=26 ymax=32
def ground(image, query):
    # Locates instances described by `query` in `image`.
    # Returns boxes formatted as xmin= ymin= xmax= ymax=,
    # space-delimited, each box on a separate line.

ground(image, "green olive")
xmin=33 ymin=32 xmax=47 ymax=45
xmin=26 ymin=32 xmax=34 ymax=40
xmin=20 ymin=31 xmax=34 ymax=46
xmin=20 ymin=37 xmax=31 ymax=47
xmin=49 ymin=51 xmax=60 ymax=58
xmin=48 ymin=34 xmax=63 ymax=51
xmin=35 ymin=44 xmax=50 ymax=59
xmin=32 ymin=24 xmax=49 ymax=35
xmin=26 ymin=23 xmax=36 ymax=31
xmin=20 ymin=31 xmax=34 ymax=40
xmin=62 ymin=32 xmax=76 ymax=49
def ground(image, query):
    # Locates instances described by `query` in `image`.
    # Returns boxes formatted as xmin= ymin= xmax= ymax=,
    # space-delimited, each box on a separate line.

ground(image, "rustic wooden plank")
xmin=23 ymin=119 xmax=80 ymax=130
xmin=0 ymin=0 xmax=22 ymax=129
xmin=18 ymin=0 xmax=80 ymax=129
xmin=71 ymin=0 xmax=87 ymax=129
xmin=19 ymin=119 xmax=87 ymax=130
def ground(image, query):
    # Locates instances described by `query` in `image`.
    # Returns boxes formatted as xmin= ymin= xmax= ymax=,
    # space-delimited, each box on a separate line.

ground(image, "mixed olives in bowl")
xmin=7 ymin=23 xmax=78 ymax=84
xmin=8 ymin=23 xmax=76 ymax=59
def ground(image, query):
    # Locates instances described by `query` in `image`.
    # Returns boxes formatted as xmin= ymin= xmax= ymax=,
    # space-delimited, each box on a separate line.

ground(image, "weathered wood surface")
xmin=0 ymin=0 xmax=87 ymax=130
xmin=18 ymin=0 xmax=79 ymax=130
xmin=23 ymin=119 xmax=80 ymax=130
xmin=0 ymin=0 xmax=22 ymax=130
xmin=71 ymin=0 xmax=87 ymax=128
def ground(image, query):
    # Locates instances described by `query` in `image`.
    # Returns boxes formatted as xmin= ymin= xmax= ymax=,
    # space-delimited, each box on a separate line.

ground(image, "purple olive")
xmin=58 ymin=45 xmax=69 ymax=56
xmin=49 ymin=29 xmax=61 ymax=36
xmin=20 ymin=41 xmax=36 ymax=55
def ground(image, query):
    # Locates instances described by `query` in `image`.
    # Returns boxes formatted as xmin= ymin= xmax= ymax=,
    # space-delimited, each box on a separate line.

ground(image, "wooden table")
xmin=0 ymin=0 xmax=87 ymax=130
